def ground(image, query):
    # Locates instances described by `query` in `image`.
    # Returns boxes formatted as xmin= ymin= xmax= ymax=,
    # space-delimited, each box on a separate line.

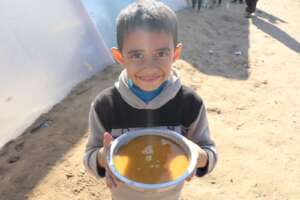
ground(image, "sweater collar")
xmin=115 ymin=68 xmax=182 ymax=109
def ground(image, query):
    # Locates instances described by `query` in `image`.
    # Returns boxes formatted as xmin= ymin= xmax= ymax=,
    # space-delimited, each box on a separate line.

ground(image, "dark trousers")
xmin=245 ymin=0 xmax=258 ymax=13
xmin=192 ymin=0 xmax=202 ymax=10
xmin=232 ymin=0 xmax=243 ymax=3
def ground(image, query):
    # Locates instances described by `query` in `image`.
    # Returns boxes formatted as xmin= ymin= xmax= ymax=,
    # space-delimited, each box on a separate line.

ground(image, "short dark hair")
xmin=116 ymin=0 xmax=178 ymax=52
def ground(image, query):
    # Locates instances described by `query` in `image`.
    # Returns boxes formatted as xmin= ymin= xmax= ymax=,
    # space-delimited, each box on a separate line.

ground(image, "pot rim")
xmin=107 ymin=128 xmax=198 ymax=190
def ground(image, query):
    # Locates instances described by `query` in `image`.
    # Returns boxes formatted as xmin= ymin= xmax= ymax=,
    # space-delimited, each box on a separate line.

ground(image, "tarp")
xmin=0 ymin=0 xmax=113 ymax=148
xmin=0 ymin=0 xmax=188 ymax=148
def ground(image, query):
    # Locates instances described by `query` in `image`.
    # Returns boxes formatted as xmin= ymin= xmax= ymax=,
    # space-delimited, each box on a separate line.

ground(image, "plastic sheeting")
xmin=0 ymin=0 xmax=113 ymax=148
xmin=0 ymin=0 xmax=188 ymax=148
xmin=81 ymin=0 xmax=135 ymax=49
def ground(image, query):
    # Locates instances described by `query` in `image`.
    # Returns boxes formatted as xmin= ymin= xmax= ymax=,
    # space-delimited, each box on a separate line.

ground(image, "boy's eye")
xmin=131 ymin=52 xmax=144 ymax=59
xmin=156 ymin=50 xmax=170 ymax=58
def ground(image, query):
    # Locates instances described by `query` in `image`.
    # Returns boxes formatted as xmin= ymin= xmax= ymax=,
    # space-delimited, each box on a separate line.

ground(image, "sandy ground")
xmin=1 ymin=0 xmax=300 ymax=199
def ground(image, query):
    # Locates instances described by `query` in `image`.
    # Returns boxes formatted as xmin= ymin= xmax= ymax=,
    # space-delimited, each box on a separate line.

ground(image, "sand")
xmin=1 ymin=0 xmax=300 ymax=199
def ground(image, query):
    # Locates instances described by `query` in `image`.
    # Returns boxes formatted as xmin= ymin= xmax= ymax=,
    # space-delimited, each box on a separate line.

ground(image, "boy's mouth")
xmin=136 ymin=75 xmax=162 ymax=82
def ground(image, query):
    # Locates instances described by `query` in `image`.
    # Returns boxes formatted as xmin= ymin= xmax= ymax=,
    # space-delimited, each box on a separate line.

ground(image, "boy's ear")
xmin=111 ymin=47 xmax=125 ymax=65
xmin=173 ymin=43 xmax=182 ymax=61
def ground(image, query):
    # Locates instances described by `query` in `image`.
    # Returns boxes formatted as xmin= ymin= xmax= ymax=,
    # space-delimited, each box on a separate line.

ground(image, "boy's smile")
xmin=112 ymin=30 xmax=181 ymax=91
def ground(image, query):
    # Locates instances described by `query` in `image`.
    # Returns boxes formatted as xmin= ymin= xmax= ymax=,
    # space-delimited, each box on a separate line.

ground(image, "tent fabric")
xmin=0 ymin=0 xmax=188 ymax=148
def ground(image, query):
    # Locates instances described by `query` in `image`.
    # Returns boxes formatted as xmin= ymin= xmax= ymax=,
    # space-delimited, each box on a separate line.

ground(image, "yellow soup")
xmin=113 ymin=135 xmax=189 ymax=184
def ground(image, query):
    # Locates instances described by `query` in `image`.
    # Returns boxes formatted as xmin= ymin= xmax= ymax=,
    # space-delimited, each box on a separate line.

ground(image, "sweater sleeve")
xmin=186 ymin=103 xmax=218 ymax=177
xmin=83 ymin=102 xmax=106 ymax=178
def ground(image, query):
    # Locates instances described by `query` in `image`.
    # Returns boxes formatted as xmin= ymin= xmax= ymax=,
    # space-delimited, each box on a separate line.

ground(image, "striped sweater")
xmin=83 ymin=69 xmax=217 ymax=179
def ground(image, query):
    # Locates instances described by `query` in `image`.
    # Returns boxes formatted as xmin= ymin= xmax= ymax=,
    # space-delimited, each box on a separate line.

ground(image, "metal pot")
xmin=107 ymin=128 xmax=198 ymax=192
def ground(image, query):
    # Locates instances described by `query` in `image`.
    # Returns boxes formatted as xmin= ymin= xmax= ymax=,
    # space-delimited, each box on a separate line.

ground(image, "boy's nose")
xmin=143 ymin=58 xmax=159 ymax=69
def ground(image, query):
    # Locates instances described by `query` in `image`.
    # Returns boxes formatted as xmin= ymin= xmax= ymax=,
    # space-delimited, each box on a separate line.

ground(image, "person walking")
xmin=231 ymin=0 xmax=243 ymax=3
xmin=192 ymin=0 xmax=202 ymax=11
xmin=245 ymin=0 xmax=259 ymax=18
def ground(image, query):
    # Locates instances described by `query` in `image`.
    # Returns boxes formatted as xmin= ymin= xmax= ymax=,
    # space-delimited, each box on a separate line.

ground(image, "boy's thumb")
xmin=103 ymin=132 xmax=113 ymax=149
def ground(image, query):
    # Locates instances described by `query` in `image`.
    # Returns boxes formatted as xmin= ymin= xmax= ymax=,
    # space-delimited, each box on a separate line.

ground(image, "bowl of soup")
xmin=107 ymin=129 xmax=198 ymax=192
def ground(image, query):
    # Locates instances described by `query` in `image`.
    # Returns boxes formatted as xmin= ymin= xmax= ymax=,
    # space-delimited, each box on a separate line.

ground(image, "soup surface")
xmin=113 ymin=135 xmax=189 ymax=184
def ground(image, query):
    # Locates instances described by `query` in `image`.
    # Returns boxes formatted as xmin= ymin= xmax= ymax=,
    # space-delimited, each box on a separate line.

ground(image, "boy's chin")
xmin=133 ymin=77 xmax=167 ymax=91
xmin=137 ymin=83 xmax=162 ymax=92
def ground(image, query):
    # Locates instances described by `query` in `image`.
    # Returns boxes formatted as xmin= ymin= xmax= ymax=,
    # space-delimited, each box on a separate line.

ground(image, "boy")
xmin=84 ymin=1 xmax=217 ymax=199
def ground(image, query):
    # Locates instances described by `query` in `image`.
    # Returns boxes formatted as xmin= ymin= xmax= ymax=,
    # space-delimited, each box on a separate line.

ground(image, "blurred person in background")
xmin=192 ymin=0 xmax=202 ymax=11
xmin=245 ymin=0 xmax=259 ymax=18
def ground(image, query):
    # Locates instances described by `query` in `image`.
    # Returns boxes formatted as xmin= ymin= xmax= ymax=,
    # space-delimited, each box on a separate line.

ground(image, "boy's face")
xmin=112 ymin=29 xmax=181 ymax=91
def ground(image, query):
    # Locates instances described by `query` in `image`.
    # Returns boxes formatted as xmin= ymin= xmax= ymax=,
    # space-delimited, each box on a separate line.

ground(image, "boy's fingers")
xmin=103 ymin=132 xmax=113 ymax=149
xmin=109 ymin=168 xmax=119 ymax=186
xmin=103 ymin=132 xmax=117 ymax=188
xmin=186 ymin=175 xmax=192 ymax=181
xmin=106 ymin=168 xmax=118 ymax=188
xmin=107 ymin=176 xmax=116 ymax=188
xmin=186 ymin=170 xmax=196 ymax=182
xmin=197 ymin=148 xmax=208 ymax=168
xmin=109 ymin=173 xmax=117 ymax=188
xmin=106 ymin=175 xmax=113 ymax=189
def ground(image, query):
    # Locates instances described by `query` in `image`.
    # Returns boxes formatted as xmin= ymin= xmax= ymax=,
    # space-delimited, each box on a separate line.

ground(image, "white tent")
xmin=0 ymin=0 xmax=188 ymax=148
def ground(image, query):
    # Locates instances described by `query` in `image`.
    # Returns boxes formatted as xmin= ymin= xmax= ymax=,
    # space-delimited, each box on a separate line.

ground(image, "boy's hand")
xmin=97 ymin=132 xmax=120 ymax=189
xmin=196 ymin=146 xmax=208 ymax=168
xmin=186 ymin=142 xmax=208 ymax=182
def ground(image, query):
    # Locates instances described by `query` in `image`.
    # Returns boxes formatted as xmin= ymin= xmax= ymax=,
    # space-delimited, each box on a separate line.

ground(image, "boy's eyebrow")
xmin=127 ymin=49 xmax=144 ymax=55
xmin=126 ymin=47 xmax=171 ymax=56
xmin=155 ymin=47 xmax=171 ymax=52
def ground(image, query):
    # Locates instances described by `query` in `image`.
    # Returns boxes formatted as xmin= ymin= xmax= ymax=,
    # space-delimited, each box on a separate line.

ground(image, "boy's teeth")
xmin=141 ymin=77 xmax=157 ymax=81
